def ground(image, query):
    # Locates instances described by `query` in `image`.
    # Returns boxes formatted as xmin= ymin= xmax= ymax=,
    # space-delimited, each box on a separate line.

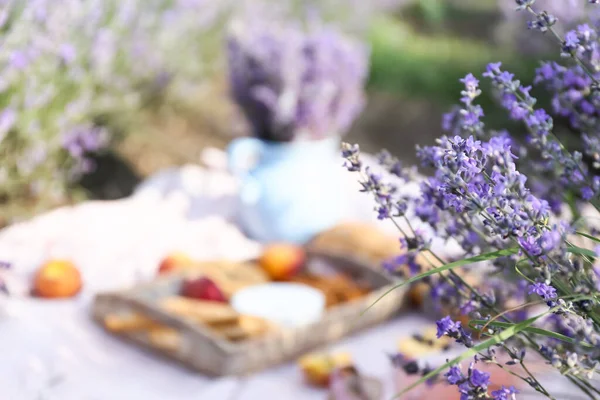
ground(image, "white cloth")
xmin=0 ymin=148 xmax=464 ymax=399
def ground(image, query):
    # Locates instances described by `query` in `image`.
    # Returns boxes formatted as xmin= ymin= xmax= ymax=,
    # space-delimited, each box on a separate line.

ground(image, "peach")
xmin=157 ymin=252 xmax=194 ymax=275
xmin=298 ymin=351 xmax=353 ymax=387
xmin=259 ymin=244 xmax=306 ymax=281
xmin=32 ymin=259 xmax=82 ymax=299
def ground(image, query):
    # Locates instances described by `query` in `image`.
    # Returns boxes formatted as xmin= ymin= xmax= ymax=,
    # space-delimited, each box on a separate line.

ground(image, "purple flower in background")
xmin=528 ymin=282 xmax=558 ymax=300
xmin=9 ymin=51 xmax=29 ymax=70
xmin=226 ymin=22 xmax=369 ymax=142
xmin=0 ymin=108 xmax=16 ymax=140
xmin=62 ymin=126 xmax=108 ymax=158
xmin=59 ymin=43 xmax=77 ymax=64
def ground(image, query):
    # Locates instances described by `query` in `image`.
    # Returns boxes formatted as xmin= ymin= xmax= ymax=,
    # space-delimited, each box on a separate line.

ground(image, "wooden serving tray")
xmin=92 ymin=250 xmax=407 ymax=376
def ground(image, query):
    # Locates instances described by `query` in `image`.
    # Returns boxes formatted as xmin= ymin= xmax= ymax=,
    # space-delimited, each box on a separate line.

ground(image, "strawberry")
xmin=180 ymin=277 xmax=227 ymax=303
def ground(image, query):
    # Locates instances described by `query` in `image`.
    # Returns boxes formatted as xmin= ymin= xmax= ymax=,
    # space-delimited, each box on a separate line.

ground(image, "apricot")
xmin=259 ymin=244 xmax=305 ymax=281
xmin=298 ymin=351 xmax=353 ymax=387
xmin=157 ymin=252 xmax=194 ymax=275
xmin=33 ymin=259 xmax=82 ymax=299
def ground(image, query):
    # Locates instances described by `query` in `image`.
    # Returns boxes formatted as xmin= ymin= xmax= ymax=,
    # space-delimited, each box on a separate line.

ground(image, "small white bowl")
xmin=230 ymin=282 xmax=325 ymax=328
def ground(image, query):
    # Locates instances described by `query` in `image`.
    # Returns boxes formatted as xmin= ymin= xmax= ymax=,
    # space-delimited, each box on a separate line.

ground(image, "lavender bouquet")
xmin=226 ymin=20 xmax=369 ymax=142
xmin=344 ymin=1 xmax=600 ymax=398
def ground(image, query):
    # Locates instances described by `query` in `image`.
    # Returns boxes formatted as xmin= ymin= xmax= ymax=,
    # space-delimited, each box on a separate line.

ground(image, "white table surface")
xmin=2 ymin=295 xmax=434 ymax=399
xmin=0 ymin=148 xmax=500 ymax=400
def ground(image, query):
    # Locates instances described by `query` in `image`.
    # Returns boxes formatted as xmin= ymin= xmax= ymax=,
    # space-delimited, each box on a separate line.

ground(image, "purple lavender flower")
xmin=492 ymin=386 xmax=519 ymax=400
xmin=445 ymin=365 xmax=464 ymax=385
xmin=444 ymin=363 xmax=493 ymax=398
xmin=563 ymin=31 xmax=582 ymax=56
xmin=341 ymin=142 xmax=361 ymax=172
xmin=518 ymin=236 xmax=543 ymax=256
xmin=515 ymin=0 xmax=535 ymax=10
xmin=376 ymin=149 xmax=414 ymax=181
xmin=344 ymin=4 xmax=600 ymax=398
xmin=436 ymin=316 xmax=461 ymax=338
xmin=528 ymin=282 xmax=558 ymax=300
xmin=227 ymin=22 xmax=368 ymax=142
xmin=436 ymin=316 xmax=474 ymax=347
xmin=384 ymin=252 xmax=421 ymax=276
xmin=469 ymin=369 xmax=490 ymax=388
xmin=529 ymin=11 xmax=558 ymax=32
xmin=485 ymin=62 xmax=596 ymax=201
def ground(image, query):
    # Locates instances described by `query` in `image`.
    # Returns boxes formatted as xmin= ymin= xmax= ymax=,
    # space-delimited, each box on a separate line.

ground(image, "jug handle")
xmin=227 ymin=137 xmax=263 ymax=204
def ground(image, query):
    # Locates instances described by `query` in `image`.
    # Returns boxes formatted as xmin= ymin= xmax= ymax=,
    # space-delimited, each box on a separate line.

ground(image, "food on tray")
xmin=298 ymin=351 xmax=354 ymax=387
xmin=397 ymin=326 xmax=452 ymax=358
xmin=212 ymin=315 xmax=274 ymax=341
xmin=148 ymin=327 xmax=181 ymax=352
xmin=157 ymin=251 xmax=195 ymax=275
xmin=159 ymin=296 xmax=238 ymax=325
xmin=93 ymin=248 xmax=404 ymax=375
xmin=290 ymin=274 xmax=370 ymax=308
xmin=187 ymin=260 xmax=269 ymax=299
xmin=32 ymin=259 xmax=82 ymax=299
xmin=308 ymin=222 xmax=400 ymax=265
xmin=259 ymin=243 xmax=306 ymax=281
xmin=103 ymin=313 xmax=159 ymax=332
xmin=180 ymin=277 xmax=228 ymax=303
xmin=407 ymin=282 xmax=429 ymax=308
xmin=159 ymin=296 xmax=275 ymax=341
xmin=103 ymin=296 xmax=275 ymax=343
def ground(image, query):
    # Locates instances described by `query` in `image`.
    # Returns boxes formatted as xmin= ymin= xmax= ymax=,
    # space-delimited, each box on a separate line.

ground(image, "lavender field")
xmin=0 ymin=0 xmax=560 ymax=224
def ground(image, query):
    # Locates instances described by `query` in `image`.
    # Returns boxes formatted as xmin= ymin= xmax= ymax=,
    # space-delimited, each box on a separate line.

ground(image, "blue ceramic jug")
xmin=227 ymin=136 xmax=348 ymax=244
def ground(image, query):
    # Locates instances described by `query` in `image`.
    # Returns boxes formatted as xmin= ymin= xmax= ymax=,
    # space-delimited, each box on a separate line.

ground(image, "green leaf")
xmin=575 ymin=231 xmax=600 ymax=244
xmin=362 ymin=248 xmax=519 ymax=315
xmin=394 ymin=310 xmax=550 ymax=398
xmin=566 ymin=245 xmax=597 ymax=258
xmin=514 ymin=258 xmax=534 ymax=284
xmin=468 ymin=320 xmax=595 ymax=349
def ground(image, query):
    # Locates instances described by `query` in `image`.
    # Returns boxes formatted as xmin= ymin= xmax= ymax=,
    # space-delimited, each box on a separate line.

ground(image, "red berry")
xmin=180 ymin=277 xmax=227 ymax=303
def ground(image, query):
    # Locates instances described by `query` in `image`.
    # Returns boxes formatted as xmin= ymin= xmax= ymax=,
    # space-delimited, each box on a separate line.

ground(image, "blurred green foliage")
xmin=365 ymin=11 xmax=547 ymax=130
